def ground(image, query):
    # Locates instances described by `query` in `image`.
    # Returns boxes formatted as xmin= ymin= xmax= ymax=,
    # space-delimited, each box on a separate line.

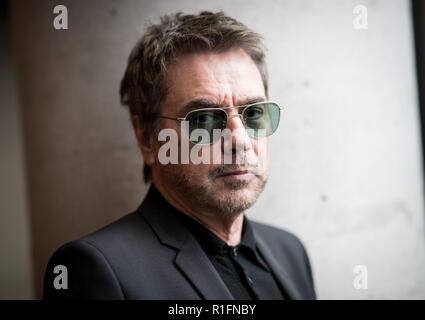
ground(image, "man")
xmin=43 ymin=11 xmax=316 ymax=300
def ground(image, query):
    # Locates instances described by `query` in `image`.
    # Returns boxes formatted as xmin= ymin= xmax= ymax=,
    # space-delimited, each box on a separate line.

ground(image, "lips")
xmin=218 ymin=169 xmax=251 ymax=177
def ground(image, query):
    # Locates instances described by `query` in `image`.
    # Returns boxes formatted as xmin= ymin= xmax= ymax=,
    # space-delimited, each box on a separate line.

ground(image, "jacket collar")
xmin=253 ymin=230 xmax=304 ymax=300
xmin=138 ymin=185 xmax=302 ymax=300
xmin=138 ymin=185 xmax=233 ymax=299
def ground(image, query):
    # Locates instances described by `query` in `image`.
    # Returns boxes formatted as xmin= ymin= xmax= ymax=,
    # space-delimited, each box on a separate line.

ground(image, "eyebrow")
xmin=180 ymin=96 xmax=266 ymax=115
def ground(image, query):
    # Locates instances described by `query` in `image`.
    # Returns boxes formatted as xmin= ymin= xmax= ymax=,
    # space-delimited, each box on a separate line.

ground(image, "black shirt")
xmin=174 ymin=209 xmax=285 ymax=300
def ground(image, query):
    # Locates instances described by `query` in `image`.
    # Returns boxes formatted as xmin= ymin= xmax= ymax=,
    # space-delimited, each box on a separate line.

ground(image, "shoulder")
xmin=65 ymin=210 xmax=157 ymax=255
xmin=43 ymin=236 xmax=125 ymax=299
xmin=46 ymin=209 xmax=158 ymax=269
xmin=43 ymin=210 xmax=154 ymax=299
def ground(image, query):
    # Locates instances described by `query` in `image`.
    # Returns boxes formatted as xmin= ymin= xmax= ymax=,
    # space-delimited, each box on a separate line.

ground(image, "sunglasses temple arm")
xmin=153 ymin=115 xmax=185 ymax=121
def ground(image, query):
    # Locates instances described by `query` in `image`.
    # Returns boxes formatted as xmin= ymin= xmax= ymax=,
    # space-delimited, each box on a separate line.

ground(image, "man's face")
xmin=151 ymin=48 xmax=270 ymax=219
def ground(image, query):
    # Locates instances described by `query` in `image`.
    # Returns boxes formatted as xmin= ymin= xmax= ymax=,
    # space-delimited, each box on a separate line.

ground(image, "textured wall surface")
xmin=10 ymin=0 xmax=425 ymax=299
xmin=0 ymin=7 xmax=34 ymax=299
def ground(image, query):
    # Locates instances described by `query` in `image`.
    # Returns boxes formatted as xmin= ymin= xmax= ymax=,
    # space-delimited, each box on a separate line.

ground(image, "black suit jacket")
xmin=43 ymin=186 xmax=316 ymax=299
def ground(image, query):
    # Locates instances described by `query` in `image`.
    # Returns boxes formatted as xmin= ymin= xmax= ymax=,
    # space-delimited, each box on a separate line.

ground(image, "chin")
xmin=212 ymin=194 xmax=257 ymax=218
xmin=219 ymin=186 xmax=258 ymax=204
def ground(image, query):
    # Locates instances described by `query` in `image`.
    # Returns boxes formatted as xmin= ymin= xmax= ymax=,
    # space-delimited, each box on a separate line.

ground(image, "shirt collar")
xmin=148 ymin=184 xmax=260 ymax=261
xmin=171 ymin=201 xmax=258 ymax=261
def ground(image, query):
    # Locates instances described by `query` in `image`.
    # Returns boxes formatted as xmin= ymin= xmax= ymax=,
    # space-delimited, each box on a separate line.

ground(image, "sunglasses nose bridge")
xmin=226 ymin=113 xmax=245 ymax=128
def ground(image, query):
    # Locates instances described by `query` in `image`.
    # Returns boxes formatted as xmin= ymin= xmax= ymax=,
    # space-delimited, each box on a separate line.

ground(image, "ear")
xmin=131 ymin=115 xmax=155 ymax=166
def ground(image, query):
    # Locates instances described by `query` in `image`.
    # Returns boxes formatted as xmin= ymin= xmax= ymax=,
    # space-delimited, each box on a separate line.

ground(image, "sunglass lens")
xmin=186 ymin=109 xmax=227 ymax=144
xmin=244 ymin=103 xmax=280 ymax=138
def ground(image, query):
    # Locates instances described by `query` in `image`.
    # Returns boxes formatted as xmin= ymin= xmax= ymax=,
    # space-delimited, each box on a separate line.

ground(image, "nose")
xmin=227 ymin=113 xmax=244 ymax=125
xmin=221 ymin=111 xmax=252 ymax=157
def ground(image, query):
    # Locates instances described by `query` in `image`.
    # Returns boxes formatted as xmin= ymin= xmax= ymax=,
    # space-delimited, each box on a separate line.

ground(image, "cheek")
xmin=176 ymin=162 xmax=212 ymax=185
xmin=178 ymin=141 xmax=213 ymax=175
xmin=253 ymin=138 xmax=270 ymax=169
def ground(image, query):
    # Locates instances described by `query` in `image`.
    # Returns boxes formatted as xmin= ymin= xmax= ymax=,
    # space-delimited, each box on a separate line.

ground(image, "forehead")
xmin=163 ymin=48 xmax=266 ymax=112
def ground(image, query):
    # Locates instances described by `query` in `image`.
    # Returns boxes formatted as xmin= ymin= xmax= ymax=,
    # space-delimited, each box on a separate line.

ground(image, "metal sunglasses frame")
xmin=153 ymin=101 xmax=283 ymax=134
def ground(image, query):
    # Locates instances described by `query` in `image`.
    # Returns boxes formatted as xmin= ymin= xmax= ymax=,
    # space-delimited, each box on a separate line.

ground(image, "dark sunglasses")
xmin=154 ymin=101 xmax=282 ymax=144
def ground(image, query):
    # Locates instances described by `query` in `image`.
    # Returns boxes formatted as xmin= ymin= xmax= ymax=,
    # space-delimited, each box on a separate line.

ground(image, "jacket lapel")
xmin=175 ymin=235 xmax=234 ymax=300
xmin=254 ymin=234 xmax=303 ymax=300
xmin=139 ymin=186 xmax=303 ymax=300
xmin=139 ymin=186 xmax=234 ymax=300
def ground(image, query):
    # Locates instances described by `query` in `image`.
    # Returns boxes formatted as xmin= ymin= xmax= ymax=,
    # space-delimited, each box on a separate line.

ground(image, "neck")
xmin=153 ymin=182 xmax=244 ymax=246
xmin=183 ymin=210 xmax=244 ymax=246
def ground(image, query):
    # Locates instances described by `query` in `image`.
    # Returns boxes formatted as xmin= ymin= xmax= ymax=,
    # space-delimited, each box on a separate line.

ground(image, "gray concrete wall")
xmin=0 ymin=6 xmax=34 ymax=299
xmin=7 ymin=0 xmax=425 ymax=299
